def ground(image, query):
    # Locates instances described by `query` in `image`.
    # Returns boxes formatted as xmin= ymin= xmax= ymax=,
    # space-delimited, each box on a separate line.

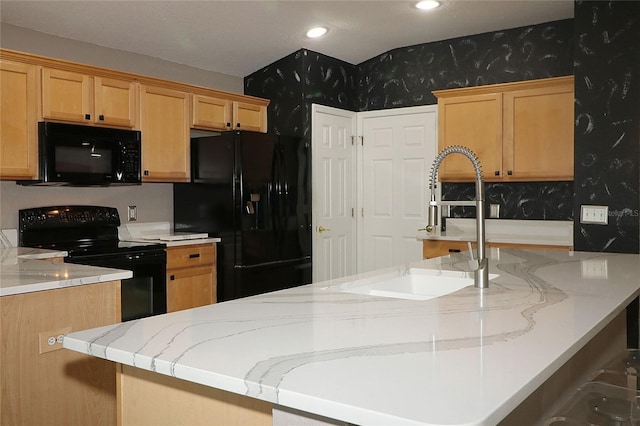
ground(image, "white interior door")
xmin=358 ymin=106 xmax=438 ymax=273
xmin=311 ymin=104 xmax=357 ymax=283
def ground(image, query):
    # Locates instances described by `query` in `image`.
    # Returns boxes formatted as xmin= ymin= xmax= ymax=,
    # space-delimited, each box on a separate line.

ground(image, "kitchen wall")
xmin=0 ymin=24 xmax=245 ymax=230
xmin=245 ymin=49 xmax=358 ymax=138
xmin=573 ymin=0 xmax=640 ymax=253
xmin=246 ymin=19 xmax=575 ymax=222
xmin=245 ymin=2 xmax=640 ymax=253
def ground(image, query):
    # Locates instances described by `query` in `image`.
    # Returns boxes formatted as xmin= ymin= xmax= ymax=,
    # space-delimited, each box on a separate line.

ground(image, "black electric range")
xmin=19 ymin=205 xmax=167 ymax=321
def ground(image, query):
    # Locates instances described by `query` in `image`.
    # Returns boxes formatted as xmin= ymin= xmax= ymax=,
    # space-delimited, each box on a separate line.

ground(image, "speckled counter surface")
xmin=64 ymin=249 xmax=639 ymax=425
xmin=0 ymin=247 xmax=132 ymax=297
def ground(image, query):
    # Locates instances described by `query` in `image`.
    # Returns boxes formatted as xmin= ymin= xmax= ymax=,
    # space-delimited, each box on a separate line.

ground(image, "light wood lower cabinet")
xmin=0 ymin=281 xmax=120 ymax=425
xmin=166 ymin=244 xmax=217 ymax=312
xmin=422 ymin=239 xmax=571 ymax=259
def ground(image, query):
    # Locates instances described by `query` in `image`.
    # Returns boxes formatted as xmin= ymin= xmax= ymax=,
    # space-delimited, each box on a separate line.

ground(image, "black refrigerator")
xmin=174 ymin=131 xmax=312 ymax=302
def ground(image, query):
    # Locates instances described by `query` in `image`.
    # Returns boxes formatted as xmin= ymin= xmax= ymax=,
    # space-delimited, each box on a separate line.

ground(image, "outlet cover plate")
xmin=580 ymin=205 xmax=608 ymax=225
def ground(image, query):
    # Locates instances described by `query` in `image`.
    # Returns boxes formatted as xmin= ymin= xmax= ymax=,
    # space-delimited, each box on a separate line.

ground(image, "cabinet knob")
xmin=494 ymin=171 xmax=500 ymax=176
xmin=170 ymin=274 xmax=175 ymax=281
xmin=99 ymin=114 xmax=105 ymax=121
xmin=236 ymin=123 xmax=241 ymax=128
xmin=507 ymin=170 xmax=513 ymax=176
xmin=226 ymin=122 xmax=231 ymax=128
xmin=85 ymin=114 xmax=91 ymax=120
xmin=144 ymin=170 xmax=149 ymax=176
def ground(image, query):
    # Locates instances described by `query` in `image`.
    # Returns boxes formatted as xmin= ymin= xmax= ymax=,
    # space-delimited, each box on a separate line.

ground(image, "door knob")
xmin=317 ymin=226 xmax=331 ymax=233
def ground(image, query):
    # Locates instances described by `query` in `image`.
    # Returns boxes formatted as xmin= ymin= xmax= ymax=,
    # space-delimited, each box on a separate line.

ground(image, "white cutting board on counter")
xmin=119 ymin=222 xmax=208 ymax=242
xmin=138 ymin=232 xmax=209 ymax=241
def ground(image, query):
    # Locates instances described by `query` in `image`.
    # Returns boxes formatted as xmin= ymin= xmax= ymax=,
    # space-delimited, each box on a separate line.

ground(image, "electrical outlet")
xmin=580 ymin=205 xmax=608 ymax=225
xmin=128 ymin=205 xmax=137 ymax=221
xmin=39 ymin=326 xmax=71 ymax=354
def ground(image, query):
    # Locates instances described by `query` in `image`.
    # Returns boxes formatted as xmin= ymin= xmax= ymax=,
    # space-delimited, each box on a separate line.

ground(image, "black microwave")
xmin=21 ymin=122 xmax=142 ymax=186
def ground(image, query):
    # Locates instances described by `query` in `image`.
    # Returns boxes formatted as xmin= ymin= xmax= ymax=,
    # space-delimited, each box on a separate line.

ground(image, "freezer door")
xmin=230 ymin=258 xmax=312 ymax=301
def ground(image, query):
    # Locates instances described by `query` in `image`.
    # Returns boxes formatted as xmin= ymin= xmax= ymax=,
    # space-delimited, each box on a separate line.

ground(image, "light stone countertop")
xmin=417 ymin=218 xmax=573 ymax=246
xmin=63 ymin=249 xmax=640 ymax=425
xmin=0 ymin=247 xmax=132 ymax=297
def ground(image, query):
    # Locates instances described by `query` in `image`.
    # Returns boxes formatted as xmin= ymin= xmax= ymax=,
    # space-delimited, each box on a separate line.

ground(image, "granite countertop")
xmin=417 ymin=218 xmax=573 ymax=246
xmin=63 ymin=249 xmax=640 ymax=425
xmin=0 ymin=247 xmax=132 ymax=297
xmin=118 ymin=221 xmax=221 ymax=247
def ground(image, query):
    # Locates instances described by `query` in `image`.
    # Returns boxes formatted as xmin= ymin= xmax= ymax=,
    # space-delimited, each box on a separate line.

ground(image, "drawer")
xmin=166 ymin=244 xmax=216 ymax=269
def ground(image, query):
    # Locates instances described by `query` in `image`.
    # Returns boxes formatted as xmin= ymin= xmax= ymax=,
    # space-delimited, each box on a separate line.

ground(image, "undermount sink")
xmin=332 ymin=268 xmax=499 ymax=301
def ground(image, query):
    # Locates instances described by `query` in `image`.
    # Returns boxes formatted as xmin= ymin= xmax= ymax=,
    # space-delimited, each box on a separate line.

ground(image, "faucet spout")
xmin=427 ymin=145 xmax=489 ymax=289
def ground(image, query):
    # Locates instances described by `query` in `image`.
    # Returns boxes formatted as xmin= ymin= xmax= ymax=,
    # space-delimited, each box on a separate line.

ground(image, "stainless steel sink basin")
xmin=332 ymin=268 xmax=498 ymax=301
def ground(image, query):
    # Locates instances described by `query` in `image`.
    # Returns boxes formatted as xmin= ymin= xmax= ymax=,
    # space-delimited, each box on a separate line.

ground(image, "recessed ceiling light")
xmin=306 ymin=26 xmax=328 ymax=39
xmin=415 ymin=0 xmax=440 ymax=10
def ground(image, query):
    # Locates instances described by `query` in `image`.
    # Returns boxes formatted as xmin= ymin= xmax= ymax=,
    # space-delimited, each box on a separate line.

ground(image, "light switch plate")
xmin=580 ymin=205 xmax=608 ymax=225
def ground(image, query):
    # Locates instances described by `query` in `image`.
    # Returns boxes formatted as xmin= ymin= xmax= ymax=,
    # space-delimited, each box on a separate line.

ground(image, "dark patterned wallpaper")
xmin=245 ymin=49 xmax=357 ymax=138
xmin=573 ymin=0 xmax=640 ymax=253
xmin=357 ymin=19 xmax=574 ymax=111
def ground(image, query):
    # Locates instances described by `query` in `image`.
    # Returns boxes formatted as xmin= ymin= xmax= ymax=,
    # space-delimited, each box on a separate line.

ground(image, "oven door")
xmin=65 ymin=249 xmax=167 ymax=321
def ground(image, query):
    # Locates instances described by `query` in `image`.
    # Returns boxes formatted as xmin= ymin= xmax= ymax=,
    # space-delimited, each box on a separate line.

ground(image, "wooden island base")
xmin=118 ymin=364 xmax=272 ymax=425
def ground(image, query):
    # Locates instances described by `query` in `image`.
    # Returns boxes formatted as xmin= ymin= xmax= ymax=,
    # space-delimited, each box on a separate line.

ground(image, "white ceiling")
xmin=0 ymin=1 xmax=574 ymax=78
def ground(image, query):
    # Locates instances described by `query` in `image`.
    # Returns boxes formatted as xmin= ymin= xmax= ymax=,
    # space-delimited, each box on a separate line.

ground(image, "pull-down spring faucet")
xmin=427 ymin=145 xmax=489 ymax=289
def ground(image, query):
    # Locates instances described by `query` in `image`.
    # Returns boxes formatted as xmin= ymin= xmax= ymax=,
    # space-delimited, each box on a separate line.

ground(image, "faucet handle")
xmin=467 ymin=241 xmax=479 ymax=270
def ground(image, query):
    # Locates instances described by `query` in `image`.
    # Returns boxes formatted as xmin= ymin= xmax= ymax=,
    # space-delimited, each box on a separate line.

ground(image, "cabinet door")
xmin=503 ymin=83 xmax=574 ymax=181
xmin=167 ymin=265 xmax=216 ymax=312
xmin=139 ymin=85 xmax=190 ymax=182
xmin=437 ymin=93 xmax=503 ymax=181
xmin=233 ymin=100 xmax=267 ymax=133
xmin=422 ymin=240 xmax=475 ymax=259
xmin=41 ymin=68 xmax=92 ymax=123
xmin=94 ymin=77 xmax=137 ymax=128
xmin=0 ymin=60 xmax=38 ymax=180
xmin=192 ymin=94 xmax=231 ymax=130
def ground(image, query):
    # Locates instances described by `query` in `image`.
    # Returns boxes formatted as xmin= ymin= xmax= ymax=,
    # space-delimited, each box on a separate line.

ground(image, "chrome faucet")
xmin=426 ymin=145 xmax=489 ymax=289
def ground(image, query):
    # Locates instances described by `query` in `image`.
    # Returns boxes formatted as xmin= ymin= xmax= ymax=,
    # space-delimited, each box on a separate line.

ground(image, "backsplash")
xmin=0 ymin=181 xmax=173 ymax=230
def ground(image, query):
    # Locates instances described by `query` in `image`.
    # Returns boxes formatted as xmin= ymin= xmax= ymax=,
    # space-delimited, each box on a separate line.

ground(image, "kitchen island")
xmin=1 ymin=247 xmax=131 ymax=425
xmin=64 ymin=249 xmax=640 ymax=425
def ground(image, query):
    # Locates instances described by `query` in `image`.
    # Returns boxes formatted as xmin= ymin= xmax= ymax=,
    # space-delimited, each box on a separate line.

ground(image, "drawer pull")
xmin=189 ymin=253 xmax=200 ymax=259
xmin=448 ymin=249 xmax=461 ymax=253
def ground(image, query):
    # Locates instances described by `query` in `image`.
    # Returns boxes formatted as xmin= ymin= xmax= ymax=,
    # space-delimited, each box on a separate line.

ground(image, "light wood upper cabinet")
xmin=93 ymin=76 xmax=137 ymax=127
xmin=434 ymin=76 xmax=574 ymax=182
xmin=0 ymin=60 xmax=39 ymax=180
xmin=139 ymin=85 xmax=190 ymax=182
xmin=192 ymin=94 xmax=268 ymax=133
xmin=42 ymin=68 xmax=137 ymax=127
xmin=436 ymin=93 xmax=503 ymax=181
xmin=233 ymin=100 xmax=267 ymax=132
xmin=192 ymin=94 xmax=231 ymax=130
